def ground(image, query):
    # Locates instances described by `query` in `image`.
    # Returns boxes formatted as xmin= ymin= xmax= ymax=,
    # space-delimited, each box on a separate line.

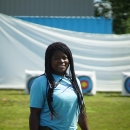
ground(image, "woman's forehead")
xmin=52 ymin=50 xmax=67 ymax=56
xmin=52 ymin=49 xmax=66 ymax=54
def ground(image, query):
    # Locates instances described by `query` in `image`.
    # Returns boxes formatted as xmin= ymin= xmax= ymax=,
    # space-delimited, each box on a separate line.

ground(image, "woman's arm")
xmin=78 ymin=111 xmax=89 ymax=130
xmin=29 ymin=107 xmax=41 ymax=130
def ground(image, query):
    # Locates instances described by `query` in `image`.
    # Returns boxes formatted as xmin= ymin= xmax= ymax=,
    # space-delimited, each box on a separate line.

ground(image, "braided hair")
xmin=45 ymin=42 xmax=85 ymax=116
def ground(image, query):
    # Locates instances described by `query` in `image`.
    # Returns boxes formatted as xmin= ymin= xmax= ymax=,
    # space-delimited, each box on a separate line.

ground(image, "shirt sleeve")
xmin=30 ymin=76 xmax=47 ymax=108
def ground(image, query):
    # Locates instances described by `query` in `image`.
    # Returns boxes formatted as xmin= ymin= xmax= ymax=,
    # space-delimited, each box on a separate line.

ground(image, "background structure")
xmin=0 ymin=0 xmax=94 ymax=16
xmin=0 ymin=14 xmax=130 ymax=91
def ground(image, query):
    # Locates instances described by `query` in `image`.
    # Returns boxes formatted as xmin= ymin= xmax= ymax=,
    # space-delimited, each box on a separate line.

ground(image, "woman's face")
xmin=51 ymin=50 xmax=69 ymax=75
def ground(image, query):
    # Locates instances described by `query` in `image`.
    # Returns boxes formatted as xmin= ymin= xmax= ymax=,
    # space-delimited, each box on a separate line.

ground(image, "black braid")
xmin=45 ymin=42 xmax=85 ymax=116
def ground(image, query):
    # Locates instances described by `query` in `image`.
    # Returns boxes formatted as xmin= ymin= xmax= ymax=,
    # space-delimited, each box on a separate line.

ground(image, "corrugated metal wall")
xmin=0 ymin=0 xmax=94 ymax=16
xmin=14 ymin=16 xmax=113 ymax=34
xmin=1 ymin=0 xmax=112 ymax=34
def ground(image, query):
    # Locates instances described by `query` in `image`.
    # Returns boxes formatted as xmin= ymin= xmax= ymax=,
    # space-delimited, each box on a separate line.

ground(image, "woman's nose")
xmin=59 ymin=58 xmax=64 ymax=62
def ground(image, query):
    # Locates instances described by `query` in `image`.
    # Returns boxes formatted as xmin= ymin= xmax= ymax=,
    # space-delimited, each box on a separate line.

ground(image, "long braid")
xmin=45 ymin=42 xmax=85 ymax=116
xmin=67 ymin=47 xmax=85 ymax=113
xmin=45 ymin=45 xmax=57 ymax=116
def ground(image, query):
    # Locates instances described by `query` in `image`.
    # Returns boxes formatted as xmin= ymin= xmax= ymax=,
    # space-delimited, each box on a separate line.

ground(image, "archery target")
xmin=78 ymin=76 xmax=93 ymax=93
xmin=122 ymin=72 xmax=130 ymax=96
xmin=76 ymin=71 xmax=96 ymax=95
xmin=124 ymin=77 xmax=130 ymax=93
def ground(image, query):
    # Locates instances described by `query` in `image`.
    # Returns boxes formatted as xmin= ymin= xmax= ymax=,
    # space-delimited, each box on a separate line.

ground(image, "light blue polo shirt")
xmin=30 ymin=74 xmax=82 ymax=130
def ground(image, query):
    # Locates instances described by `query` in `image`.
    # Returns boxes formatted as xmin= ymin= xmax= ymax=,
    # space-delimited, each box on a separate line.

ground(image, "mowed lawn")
xmin=0 ymin=90 xmax=130 ymax=130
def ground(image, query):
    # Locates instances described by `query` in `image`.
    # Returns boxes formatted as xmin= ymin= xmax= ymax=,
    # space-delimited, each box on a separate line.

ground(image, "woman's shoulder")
xmin=37 ymin=74 xmax=46 ymax=79
xmin=33 ymin=74 xmax=47 ymax=85
xmin=31 ymin=74 xmax=48 ymax=92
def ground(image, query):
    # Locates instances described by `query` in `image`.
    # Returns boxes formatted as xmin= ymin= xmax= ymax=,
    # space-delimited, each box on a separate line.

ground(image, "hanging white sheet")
xmin=0 ymin=13 xmax=130 ymax=91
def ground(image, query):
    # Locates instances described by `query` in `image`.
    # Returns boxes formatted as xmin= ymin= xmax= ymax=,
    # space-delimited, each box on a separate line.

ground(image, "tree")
xmin=94 ymin=0 xmax=130 ymax=34
xmin=94 ymin=1 xmax=112 ymax=18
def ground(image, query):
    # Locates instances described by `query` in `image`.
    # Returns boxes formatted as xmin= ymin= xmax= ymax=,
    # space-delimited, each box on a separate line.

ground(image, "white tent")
xmin=0 ymin=13 xmax=130 ymax=91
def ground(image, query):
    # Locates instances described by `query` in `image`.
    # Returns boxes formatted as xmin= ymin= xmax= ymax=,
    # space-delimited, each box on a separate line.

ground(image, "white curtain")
xmin=0 ymin=13 xmax=130 ymax=91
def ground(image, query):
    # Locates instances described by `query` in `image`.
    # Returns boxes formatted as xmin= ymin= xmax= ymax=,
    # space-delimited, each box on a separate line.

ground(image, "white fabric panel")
xmin=0 ymin=13 xmax=130 ymax=91
xmin=122 ymin=72 xmax=130 ymax=96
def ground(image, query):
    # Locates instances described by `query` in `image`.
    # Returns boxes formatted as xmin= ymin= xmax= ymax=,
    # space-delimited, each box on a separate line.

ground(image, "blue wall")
xmin=14 ymin=16 xmax=113 ymax=34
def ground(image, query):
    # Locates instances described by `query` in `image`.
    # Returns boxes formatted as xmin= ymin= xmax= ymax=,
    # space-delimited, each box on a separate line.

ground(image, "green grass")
xmin=0 ymin=90 xmax=130 ymax=130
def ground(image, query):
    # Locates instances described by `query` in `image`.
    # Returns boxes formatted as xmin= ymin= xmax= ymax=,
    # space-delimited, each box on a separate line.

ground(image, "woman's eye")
xmin=54 ymin=57 xmax=59 ymax=60
xmin=63 ymin=57 xmax=68 ymax=60
xmin=53 ymin=56 xmax=68 ymax=60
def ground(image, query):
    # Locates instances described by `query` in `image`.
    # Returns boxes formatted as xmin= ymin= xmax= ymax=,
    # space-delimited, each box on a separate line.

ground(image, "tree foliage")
xmin=94 ymin=0 xmax=130 ymax=34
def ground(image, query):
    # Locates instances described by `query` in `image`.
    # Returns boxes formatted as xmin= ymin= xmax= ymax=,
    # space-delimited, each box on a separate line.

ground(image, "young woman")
xmin=29 ymin=42 xmax=89 ymax=130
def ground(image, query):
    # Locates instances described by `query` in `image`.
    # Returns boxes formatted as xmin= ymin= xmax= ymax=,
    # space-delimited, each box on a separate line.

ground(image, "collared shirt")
xmin=30 ymin=74 xmax=82 ymax=130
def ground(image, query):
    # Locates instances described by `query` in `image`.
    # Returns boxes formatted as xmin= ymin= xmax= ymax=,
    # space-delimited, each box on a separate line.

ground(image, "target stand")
xmin=25 ymin=70 xmax=44 ymax=94
xmin=122 ymin=72 xmax=130 ymax=96
xmin=25 ymin=70 xmax=96 ymax=95
xmin=76 ymin=71 xmax=96 ymax=95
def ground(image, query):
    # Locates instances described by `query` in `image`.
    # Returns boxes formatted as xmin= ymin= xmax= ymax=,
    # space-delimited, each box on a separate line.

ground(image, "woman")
xmin=29 ymin=42 xmax=89 ymax=130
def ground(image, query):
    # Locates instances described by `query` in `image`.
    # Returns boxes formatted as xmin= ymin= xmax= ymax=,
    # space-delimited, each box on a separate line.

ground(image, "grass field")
xmin=0 ymin=90 xmax=130 ymax=130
